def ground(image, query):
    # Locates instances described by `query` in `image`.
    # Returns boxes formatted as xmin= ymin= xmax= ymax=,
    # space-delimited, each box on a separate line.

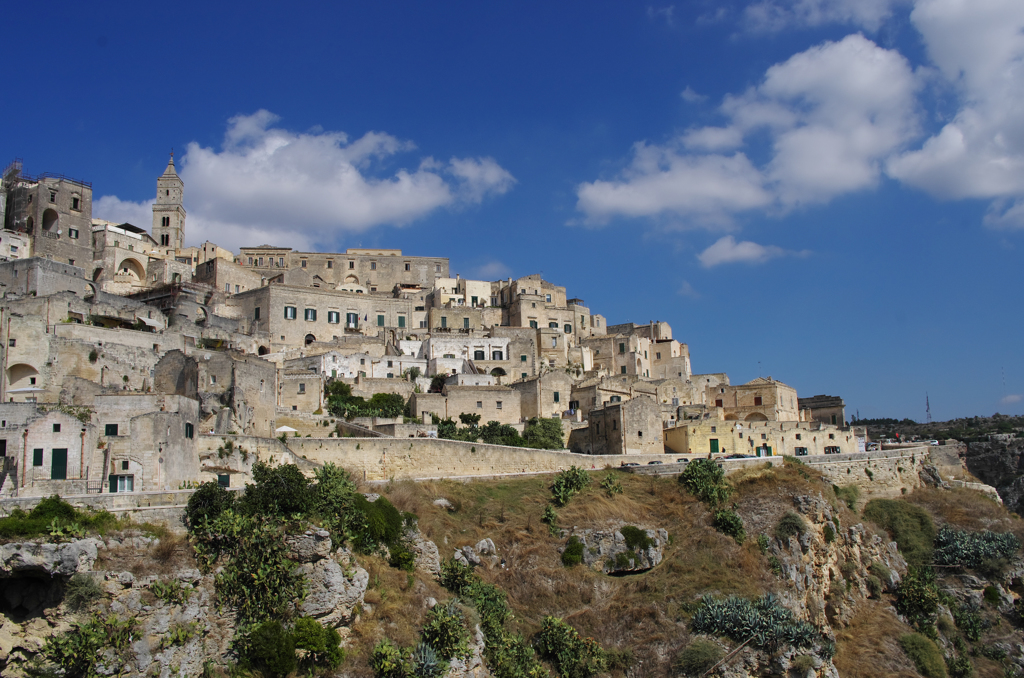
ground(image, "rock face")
xmin=0 ymin=539 xmax=100 ymax=577
xmin=285 ymin=531 xmax=369 ymax=628
xmin=562 ymin=525 xmax=667 ymax=574
xmin=405 ymin=529 xmax=441 ymax=577
xmin=961 ymin=439 xmax=1024 ymax=513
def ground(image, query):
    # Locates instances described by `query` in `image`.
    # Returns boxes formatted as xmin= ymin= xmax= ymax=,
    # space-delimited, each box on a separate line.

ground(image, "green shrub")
xmin=792 ymin=655 xmax=816 ymax=672
xmin=951 ymin=604 xmax=983 ymax=642
xmin=983 ymin=585 xmax=1001 ymax=605
xmin=679 ymin=459 xmax=732 ymax=507
xmin=551 ymin=466 xmax=591 ymax=507
xmin=389 ymin=545 xmax=417 ymax=572
xmin=673 ymin=639 xmax=722 ymax=677
xmin=411 ymin=642 xmax=443 ymax=678
xmin=863 ymin=499 xmax=935 ymax=567
xmin=690 ymin=593 xmax=819 ymax=653
xmin=869 ymin=560 xmax=892 ymax=584
xmin=774 ymin=512 xmax=807 ymax=543
xmin=39 ymin=613 xmax=137 ymax=678
xmin=522 ymin=417 xmax=566 ymax=450
xmin=600 ymin=473 xmax=623 ymax=497
xmin=421 ymin=601 xmax=469 ymax=661
xmin=866 ymin=575 xmax=883 ymax=598
xmin=151 ymin=578 xmax=186 ymax=605
xmin=238 ymin=462 xmax=313 ymax=517
xmin=712 ymin=509 xmax=746 ymax=544
xmin=933 ymin=525 xmax=1020 ymax=569
xmin=64 ymin=573 xmax=102 ymax=612
xmin=439 ymin=559 xmax=475 ymax=595
xmin=293 ymin=617 xmax=344 ymax=671
xmin=945 ymin=653 xmax=973 ymax=678
xmin=823 ymin=523 xmax=836 ymax=544
xmin=757 ymin=533 xmax=770 ymax=554
xmin=896 ymin=566 xmax=940 ymax=632
xmin=352 ymin=494 xmax=405 ymax=553
xmin=619 ymin=525 xmax=654 ymax=551
xmin=534 ymin=616 xmax=608 ymax=678
xmin=542 ymin=505 xmax=559 ymax=534
xmin=371 ymin=639 xmax=408 ymax=678
xmin=899 ymin=633 xmax=947 ymax=678
xmin=0 ymin=496 xmax=118 ymax=539
xmin=562 ymin=536 xmax=585 ymax=567
xmin=311 ymin=462 xmax=360 ymax=543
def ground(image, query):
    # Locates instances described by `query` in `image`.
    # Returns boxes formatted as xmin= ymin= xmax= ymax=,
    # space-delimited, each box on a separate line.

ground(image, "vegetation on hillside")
xmin=435 ymin=415 xmax=565 ymax=450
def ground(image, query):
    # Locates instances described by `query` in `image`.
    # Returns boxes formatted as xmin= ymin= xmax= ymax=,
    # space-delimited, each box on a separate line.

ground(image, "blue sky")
xmin=4 ymin=1 xmax=1023 ymax=422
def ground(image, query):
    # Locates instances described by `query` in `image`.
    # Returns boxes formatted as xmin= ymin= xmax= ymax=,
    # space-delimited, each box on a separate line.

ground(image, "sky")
xmin=3 ymin=0 xmax=1023 ymax=422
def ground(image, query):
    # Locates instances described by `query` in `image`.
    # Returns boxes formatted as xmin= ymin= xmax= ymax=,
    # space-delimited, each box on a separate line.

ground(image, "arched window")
xmin=42 ymin=209 xmax=58 ymax=231
xmin=304 ymin=334 xmax=316 ymax=346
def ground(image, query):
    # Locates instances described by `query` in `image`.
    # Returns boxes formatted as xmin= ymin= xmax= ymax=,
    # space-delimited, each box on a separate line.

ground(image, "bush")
xmin=690 ymin=593 xmax=819 ymax=653
xmin=899 ymin=633 xmax=947 ymax=678
xmin=479 ymin=421 xmax=524 ymax=447
xmin=679 ymin=459 xmax=732 ymax=507
xmin=619 ymin=525 xmax=654 ymax=551
xmin=834 ymin=484 xmax=860 ymax=509
xmin=184 ymin=482 xmax=234 ymax=531
xmin=774 ymin=512 xmax=806 ymax=543
xmin=600 ymin=473 xmax=623 ymax=497
xmin=866 ymin=575 xmax=883 ymax=598
xmin=933 ymin=525 xmax=1020 ymax=569
xmin=712 ymin=509 xmax=746 ymax=544
xmin=238 ymin=462 xmax=313 ymax=517
xmin=551 ymin=466 xmax=591 ymax=507
xmin=896 ymin=566 xmax=940 ymax=632
xmin=534 ymin=616 xmax=608 ymax=678
xmin=673 ymin=639 xmax=722 ymax=677
xmin=293 ymin=617 xmax=344 ymax=671
xmin=411 ymin=642 xmax=443 ymax=678
xmin=242 ymin=620 xmax=297 ymax=678
xmin=352 ymin=494 xmax=405 ymax=553
xmin=823 ymin=523 xmax=836 ymax=544
xmin=869 ymin=560 xmax=892 ymax=584
xmin=370 ymin=638 xmax=409 ymax=678
xmin=951 ymin=604 xmax=983 ymax=642
xmin=421 ymin=601 xmax=470 ymax=661
xmin=522 ymin=417 xmax=565 ymax=450
xmin=562 ymin=536 xmax=585 ymax=567
xmin=0 ymin=496 xmax=118 ymax=539
xmin=945 ymin=653 xmax=973 ymax=678
xmin=791 ymin=655 xmax=816 ymax=672
xmin=40 ymin=613 xmax=137 ymax=678
xmin=983 ymin=585 xmax=1001 ymax=605
xmin=863 ymin=499 xmax=935 ymax=567
xmin=439 ymin=559 xmax=475 ymax=595
xmin=311 ymin=462 xmax=360 ymax=543
xmin=64 ymin=573 xmax=102 ymax=612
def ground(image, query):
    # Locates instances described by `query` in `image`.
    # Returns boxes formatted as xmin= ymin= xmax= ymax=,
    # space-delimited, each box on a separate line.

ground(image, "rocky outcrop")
xmin=0 ymin=539 xmax=100 ymax=577
xmin=286 ymin=530 xmax=369 ymax=628
xmin=961 ymin=438 xmax=1024 ymax=513
xmin=405 ymin=529 xmax=441 ymax=577
xmin=562 ymin=525 xmax=667 ymax=574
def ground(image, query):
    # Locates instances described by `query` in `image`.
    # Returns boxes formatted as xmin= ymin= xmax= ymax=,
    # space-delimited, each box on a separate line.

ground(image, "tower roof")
xmin=161 ymin=153 xmax=178 ymax=178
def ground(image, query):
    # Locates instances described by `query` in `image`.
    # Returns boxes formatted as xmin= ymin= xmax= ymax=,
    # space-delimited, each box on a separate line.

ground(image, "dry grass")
xmin=834 ymin=599 xmax=920 ymax=678
xmin=906 ymin=486 xmax=1024 ymax=541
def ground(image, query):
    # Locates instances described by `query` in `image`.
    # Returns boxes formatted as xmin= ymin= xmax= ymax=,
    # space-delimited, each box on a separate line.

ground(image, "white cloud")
xmin=472 ymin=260 xmax=513 ymax=280
xmin=886 ymin=0 xmax=1024 ymax=215
xmin=1000 ymin=394 xmax=1022 ymax=406
xmin=697 ymin=235 xmax=800 ymax=267
xmin=648 ymin=5 xmax=675 ymax=26
xmin=677 ymin=280 xmax=700 ymax=298
xmin=681 ymin=86 xmax=707 ymax=103
xmin=743 ymin=0 xmax=904 ymax=32
xmin=97 ymin=111 xmax=514 ymax=252
xmin=576 ymin=34 xmax=918 ymax=223
xmin=93 ymin=195 xmax=155 ymax=229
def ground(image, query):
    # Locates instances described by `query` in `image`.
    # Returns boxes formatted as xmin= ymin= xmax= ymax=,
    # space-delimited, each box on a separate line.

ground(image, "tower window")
xmin=72 ymin=197 xmax=80 ymax=210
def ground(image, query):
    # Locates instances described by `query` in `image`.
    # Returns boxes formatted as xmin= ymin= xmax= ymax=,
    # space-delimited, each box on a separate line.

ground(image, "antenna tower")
xmin=926 ymin=393 xmax=932 ymax=424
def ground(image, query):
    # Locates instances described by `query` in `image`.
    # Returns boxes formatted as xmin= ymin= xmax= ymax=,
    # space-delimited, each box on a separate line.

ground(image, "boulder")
xmin=297 ymin=555 xmax=368 ymax=627
xmin=433 ymin=498 xmax=454 ymax=511
xmin=474 ymin=538 xmax=496 ymax=556
xmin=0 ymin=539 xmax=100 ymax=577
xmin=285 ymin=529 xmax=332 ymax=563
xmin=405 ymin=529 xmax=441 ymax=577
xmin=563 ymin=526 xmax=666 ymax=574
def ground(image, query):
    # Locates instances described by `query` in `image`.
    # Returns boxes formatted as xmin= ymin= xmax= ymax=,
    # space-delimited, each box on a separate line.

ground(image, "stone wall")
xmin=802 ymin=447 xmax=929 ymax=498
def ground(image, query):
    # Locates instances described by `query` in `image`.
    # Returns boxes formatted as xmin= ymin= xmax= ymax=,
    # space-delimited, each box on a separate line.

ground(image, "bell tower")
xmin=152 ymin=153 xmax=185 ymax=253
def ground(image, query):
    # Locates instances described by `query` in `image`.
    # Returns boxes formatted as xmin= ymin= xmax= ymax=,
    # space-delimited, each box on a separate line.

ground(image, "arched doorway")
xmin=745 ymin=412 xmax=769 ymax=422
xmin=42 ymin=209 xmax=58 ymax=231
xmin=257 ymin=346 xmax=270 ymax=356
xmin=116 ymin=258 xmax=146 ymax=283
xmin=304 ymin=334 xmax=316 ymax=346
xmin=7 ymin=363 xmax=39 ymax=391
xmin=344 ymin=274 xmax=358 ymax=284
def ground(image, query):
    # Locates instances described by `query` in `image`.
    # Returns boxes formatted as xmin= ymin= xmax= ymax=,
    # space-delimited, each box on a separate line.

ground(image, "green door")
xmin=51 ymin=448 xmax=68 ymax=480
xmin=709 ymin=439 xmax=719 ymax=455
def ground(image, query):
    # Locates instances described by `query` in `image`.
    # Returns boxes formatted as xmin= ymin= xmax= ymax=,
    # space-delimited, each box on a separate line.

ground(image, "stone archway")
xmin=258 ymin=346 xmax=270 ymax=356
xmin=7 ymin=363 xmax=39 ymax=391
xmin=116 ymin=258 xmax=146 ymax=283
xmin=304 ymin=334 xmax=316 ymax=346
xmin=41 ymin=209 xmax=58 ymax=231
xmin=745 ymin=412 xmax=769 ymax=422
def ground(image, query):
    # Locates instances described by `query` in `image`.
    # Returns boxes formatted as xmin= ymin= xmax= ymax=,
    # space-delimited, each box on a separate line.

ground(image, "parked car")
xmin=621 ymin=462 xmax=640 ymax=467
xmin=676 ymin=458 xmax=690 ymax=463
xmin=647 ymin=460 xmax=663 ymax=465
xmin=928 ymin=440 xmax=939 ymax=446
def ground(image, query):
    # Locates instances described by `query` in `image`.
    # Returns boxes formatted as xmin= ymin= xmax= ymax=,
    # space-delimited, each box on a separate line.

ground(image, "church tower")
xmin=152 ymin=153 xmax=185 ymax=253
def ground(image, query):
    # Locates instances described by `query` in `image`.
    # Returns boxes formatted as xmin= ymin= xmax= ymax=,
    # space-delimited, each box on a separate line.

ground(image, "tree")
xmin=459 ymin=413 xmax=481 ymax=427
xmin=523 ymin=417 xmax=564 ymax=450
xmin=479 ymin=421 xmax=523 ymax=447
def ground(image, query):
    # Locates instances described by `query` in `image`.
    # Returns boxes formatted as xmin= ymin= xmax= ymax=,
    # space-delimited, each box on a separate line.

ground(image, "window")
xmin=258 ymin=257 xmax=264 ymax=266
xmin=279 ymin=257 xmax=284 ymax=267
xmin=405 ymin=262 xmax=410 ymax=271
xmin=301 ymin=260 xmax=307 ymax=268
xmin=225 ymin=283 xmax=231 ymax=293
xmin=795 ymin=447 xmax=808 ymax=456
xmin=551 ymin=338 xmax=557 ymax=348
xmin=522 ymin=373 xmax=527 ymax=379
xmin=349 ymin=261 xmax=355 ymax=269
xmin=619 ymin=343 xmax=625 ymax=354
xmin=754 ymin=396 xmax=763 ymax=406
xmin=185 ymin=423 xmax=194 ymax=439
xmin=474 ymin=350 xmax=485 ymax=360
xmin=463 ymin=317 xmax=470 ymax=329
xmin=621 ymin=366 xmax=627 ymax=374
xmin=327 ymin=260 xmax=333 ymax=269
xmin=471 ymin=296 xmax=478 ymax=306
xmin=441 ymin=316 xmax=447 ymax=328
xmin=828 ymin=433 xmax=835 ymax=440
xmin=370 ymin=261 xmax=376 ymax=270
xmin=7 ymin=339 xmax=13 ymax=347
xmin=553 ymin=392 xmax=560 ymax=403
xmin=387 ymin=373 xmax=393 ymax=378
xmin=711 ymin=426 xmax=717 ymax=433
xmin=546 ymin=294 xmax=551 ymax=302
xmin=211 ymin=375 xmax=217 ymax=385
xmin=761 ymin=434 xmax=767 ymax=440
xmin=72 ymin=197 xmax=80 ymax=210
xmin=235 ymin=285 xmax=240 ymax=294
xmin=656 ymin=352 xmax=661 ymax=360
xmin=549 ymin=322 xmax=558 ymax=329
xmin=49 ymin=192 xmax=56 ymax=203
xmin=218 ymin=474 xmax=230 ymax=488
xmin=119 ymin=460 xmax=129 ymax=471
xmin=436 ymin=264 xmax=441 ymax=273
xmin=825 ymin=446 xmax=841 ymax=454
xmin=299 ymin=383 xmax=305 ymax=394
xmin=284 ymin=306 xmax=297 ymax=320
xmin=327 ymin=311 xmax=340 ymax=324
xmin=110 ymin=475 xmax=134 ymax=492
xmin=612 ymin=420 xmax=617 ymax=430
xmin=346 ymin=312 xmax=359 ymax=328
xmin=68 ymin=228 xmax=79 ymax=239
xmin=377 ymin=314 xmax=385 ymax=327
xmin=360 ymin=358 xmax=365 ymax=365
xmin=795 ymin=434 xmax=802 ymax=440
xmin=398 ymin=316 xmax=406 ymax=328
xmin=29 ymin=377 xmax=35 ymax=385
xmin=105 ymin=424 xmax=119 ymax=436
xmin=248 ymin=257 xmax=254 ymax=265
xmin=715 ymin=399 xmax=723 ymax=407
xmin=496 ymin=401 xmax=502 ymax=409
xmin=476 ymin=401 xmax=483 ymax=409
xmin=304 ymin=308 xmax=317 ymax=321
xmin=529 ymin=320 xmax=538 ymax=329
xmin=491 ymin=351 xmax=503 ymax=360
xmin=52 ymin=423 xmax=61 ymax=433
xmin=33 ymin=449 xmax=43 ymax=466
xmin=564 ymin=324 xmax=572 ymax=333
xmin=254 ymin=307 xmax=261 ymax=320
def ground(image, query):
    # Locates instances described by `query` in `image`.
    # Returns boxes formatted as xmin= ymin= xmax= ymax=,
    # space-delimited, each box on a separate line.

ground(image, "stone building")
xmin=568 ymin=395 xmax=663 ymax=455
xmin=798 ymin=394 xmax=847 ymax=426
xmin=511 ymin=370 xmax=575 ymax=420
xmin=409 ymin=384 xmax=521 ymax=426
xmin=710 ymin=377 xmax=803 ymax=422
xmin=581 ymin=333 xmax=653 ymax=378
xmin=663 ymin=419 xmax=858 ymax=457
xmin=152 ymin=155 xmax=186 ymax=255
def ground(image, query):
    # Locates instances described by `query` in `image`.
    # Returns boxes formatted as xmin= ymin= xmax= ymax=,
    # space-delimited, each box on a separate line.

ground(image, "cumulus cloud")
xmin=743 ymin=0 xmax=905 ymax=32
xmin=576 ymin=34 xmax=918 ymax=224
xmin=472 ymin=260 xmax=513 ymax=280
xmin=697 ymin=235 xmax=803 ymax=267
xmin=681 ymin=86 xmax=707 ymax=103
xmin=93 ymin=195 xmax=155 ymax=229
xmin=886 ymin=0 xmax=1024 ymax=221
xmin=1000 ymin=394 xmax=1022 ymax=406
xmin=677 ymin=280 xmax=700 ymax=298
xmin=95 ymin=111 xmax=514 ymax=251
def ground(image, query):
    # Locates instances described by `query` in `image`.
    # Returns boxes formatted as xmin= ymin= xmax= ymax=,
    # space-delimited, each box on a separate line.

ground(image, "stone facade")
xmin=568 ymin=395 xmax=664 ymax=455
